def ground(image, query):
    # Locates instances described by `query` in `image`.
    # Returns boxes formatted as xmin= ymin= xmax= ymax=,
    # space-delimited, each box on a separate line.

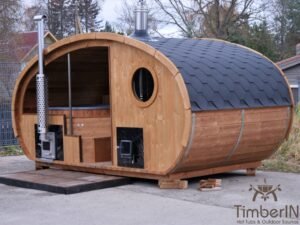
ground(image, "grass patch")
xmin=0 ymin=145 xmax=24 ymax=157
xmin=260 ymin=106 xmax=300 ymax=173
xmin=261 ymin=160 xmax=300 ymax=173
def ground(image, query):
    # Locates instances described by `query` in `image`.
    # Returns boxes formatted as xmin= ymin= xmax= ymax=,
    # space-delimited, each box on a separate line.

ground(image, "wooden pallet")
xmin=199 ymin=179 xmax=222 ymax=191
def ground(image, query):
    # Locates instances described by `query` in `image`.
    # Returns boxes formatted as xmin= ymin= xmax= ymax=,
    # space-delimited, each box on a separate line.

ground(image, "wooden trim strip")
xmin=168 ymin=113 xmax=196 ymax=174
xmin=282 ymin=107 xmax=292 ymax=141
xmin=184 ymin=113 xmax=197 ymax=159
xmin=168 ymin=161 xmax=261 ymax=180
xmin=226 ymin=109 xmax=245 ymax=161
xmin=35 ymin=160 xmax=262 ymax=181
xmin=35 ymin=160 xmax=165 ymax=180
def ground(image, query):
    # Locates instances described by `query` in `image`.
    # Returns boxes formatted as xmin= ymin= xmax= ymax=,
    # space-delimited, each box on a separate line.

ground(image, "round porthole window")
xmin=132 ymin=68 xmax=155 ymax=102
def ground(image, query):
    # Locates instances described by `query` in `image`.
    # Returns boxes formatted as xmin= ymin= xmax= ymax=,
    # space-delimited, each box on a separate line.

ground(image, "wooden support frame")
xmin=159 ymin=179 xmax=188 ymax=189
xmin=246 ymin=168 xmax=256 ymax=176
xmin=35 ymin=160 xmax=261 ymax=188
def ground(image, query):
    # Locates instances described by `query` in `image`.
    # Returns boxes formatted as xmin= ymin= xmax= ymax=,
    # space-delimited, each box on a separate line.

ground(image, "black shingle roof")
xmin=142 ymin=38 xmax=292 ymax=112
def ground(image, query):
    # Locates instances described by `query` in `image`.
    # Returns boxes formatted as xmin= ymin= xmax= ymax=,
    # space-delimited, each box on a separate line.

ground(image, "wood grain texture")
xmin=34 ymin=160 xmax=261 ymax=181
xmin=158 ymin=179 xmax=188 ymax=189
xmin=95 ymin=137 xmax=111 ymax=162
xmin=173 ymin=107 xmax=291 ymax=173
xmin=67 ymin=117 xmax=111 ymax=163
xmin=69 ymin=117 xmax=111 ymax=138
xmin=64 ymin=136 xmax=81 ymax=164
xmin=109 ymin=41 xmax=188 ymax=172
xmin=49 ymin=109 xmax=110 ymax=118
xmin=169 ymin=161 xmax=262 ymax=180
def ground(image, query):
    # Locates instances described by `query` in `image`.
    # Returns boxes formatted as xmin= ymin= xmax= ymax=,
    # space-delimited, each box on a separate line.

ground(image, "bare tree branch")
xmin=116 ymin=0 xmax=166 ymax=37
xmin=154 ymin=0 xmax=264 ymax=39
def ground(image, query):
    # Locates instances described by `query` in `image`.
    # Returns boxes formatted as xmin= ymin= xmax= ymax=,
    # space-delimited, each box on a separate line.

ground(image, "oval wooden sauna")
xmin=12 ymin=33 xmax=294 ymax=186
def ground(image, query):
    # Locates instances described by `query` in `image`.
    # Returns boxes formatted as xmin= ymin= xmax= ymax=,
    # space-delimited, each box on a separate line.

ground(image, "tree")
xmin=101 ymin=21 xmax=115 ymax=33
xmin=47 ymin=0 xmax=73 ymax=39
xmin=23 ymin=1 xmax=48 ymax=31
xmin=116 ymin=0 xmax=135 ymax=35
xmin=116 ymin=0 xmax=164 ymax=37
xmin=201 ymin=0 xmax=253 ymax=39
xmin=272 ymin=0 xmax=300 ymax=59
xmin=42 ymin=0 xmax=103 ymax=38
xmin=272 ymin=0 xmax=290 ymax=59
xmin=78 ymin=0 xmax=102 ymax=32
xmin=285 ymin=0 xmax=300 ymax=55
xmin=0 ymin=0 xmax=21 ymax=42
xmin=154 ymin=0 xmax=266 ymax=39
xmin=247 ymin=21 xmax=279 ymax=61
xmin=154 ymin=0 xmax=202 ymax=37
xmin=0 ymin=0 xmax=21 ymax=62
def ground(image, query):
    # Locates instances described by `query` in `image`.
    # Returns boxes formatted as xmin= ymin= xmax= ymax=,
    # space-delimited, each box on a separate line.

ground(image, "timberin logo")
xmin=249 ymin=178 xmax=281 ymax=202
xmin=234 ymin=178 xmax=299 ymax=224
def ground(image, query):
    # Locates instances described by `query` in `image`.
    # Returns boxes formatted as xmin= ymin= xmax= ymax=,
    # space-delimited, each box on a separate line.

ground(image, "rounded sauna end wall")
xmin=11 ymin=33 xmax=192 ymax=173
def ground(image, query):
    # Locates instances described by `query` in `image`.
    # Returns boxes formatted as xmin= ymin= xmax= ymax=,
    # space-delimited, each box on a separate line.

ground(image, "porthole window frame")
xmin=129 ymin=66 xmax=158 ymax=108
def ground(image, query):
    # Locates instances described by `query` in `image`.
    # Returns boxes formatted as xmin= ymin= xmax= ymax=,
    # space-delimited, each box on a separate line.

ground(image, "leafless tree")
xmin=0 ymin=0 xmax=22 ymax=63
xmin=23 ymin=0 xmax=48 ymax=32
xmin=154 ymin=0 xmax=266 ymax=38
xmin=116 ymin=0 xmax=135 ymax=35
xmin=154 ymin=0 xmax=202 ymax=37
xmin=115 ymin=0 xmax=164 ymax=37
xmin=0 ymin=0 xmax=22 ymax=42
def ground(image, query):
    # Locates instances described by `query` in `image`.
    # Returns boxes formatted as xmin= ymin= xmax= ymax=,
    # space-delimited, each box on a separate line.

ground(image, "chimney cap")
xmin=34 ymin=15 xmax=47 ymax=21
xmin=136 ymin=0 xmax=147 ymax=7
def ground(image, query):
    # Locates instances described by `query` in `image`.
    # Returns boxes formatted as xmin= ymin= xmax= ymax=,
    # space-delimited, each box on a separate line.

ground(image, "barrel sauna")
xmin=12 ymin=32 xmax=293 ymax=188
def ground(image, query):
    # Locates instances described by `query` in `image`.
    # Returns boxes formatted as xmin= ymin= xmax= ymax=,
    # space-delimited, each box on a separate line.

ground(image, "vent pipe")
xmin=34 ymin=15 xmax=48 ymax=142
xmin=131 ymin=0 xmax=149 ymax=38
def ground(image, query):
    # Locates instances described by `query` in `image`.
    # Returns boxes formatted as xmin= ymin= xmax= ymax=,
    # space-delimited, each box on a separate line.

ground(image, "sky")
xmin=23 ymin=0 xmax=128 ymax=23
xmin=101 ymin=0 xmax=121 ymax=23
xmin=22 ymin=0 xmax=178 ymax=36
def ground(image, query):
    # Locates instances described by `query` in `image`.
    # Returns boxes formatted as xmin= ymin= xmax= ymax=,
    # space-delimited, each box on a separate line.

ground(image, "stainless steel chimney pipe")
xmin=135 ymin=0 xmax=148 ymax=31
xmin=34 ymin=15 xmax=48 ymax=142
xmin=132 ymin=0 xmax=149 ymax=38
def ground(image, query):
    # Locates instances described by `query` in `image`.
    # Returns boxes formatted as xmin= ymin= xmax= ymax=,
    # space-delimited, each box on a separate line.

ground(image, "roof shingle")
xmin=143 ymin=38 xmax=292 ymax=112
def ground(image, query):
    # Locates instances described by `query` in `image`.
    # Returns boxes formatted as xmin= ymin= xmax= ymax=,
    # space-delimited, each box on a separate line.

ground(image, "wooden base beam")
xmin=168 ymin=161 xmax=261 ymax=180
xmin=159 ymin=179 xmax=188 ymax=189
xmin=35 ymin=163 xmax=50 ymax=170
xmin=246 ymin=168 xmax=256 ymax=176
xmin=35 ymin=160 xmax=262 ymax=182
